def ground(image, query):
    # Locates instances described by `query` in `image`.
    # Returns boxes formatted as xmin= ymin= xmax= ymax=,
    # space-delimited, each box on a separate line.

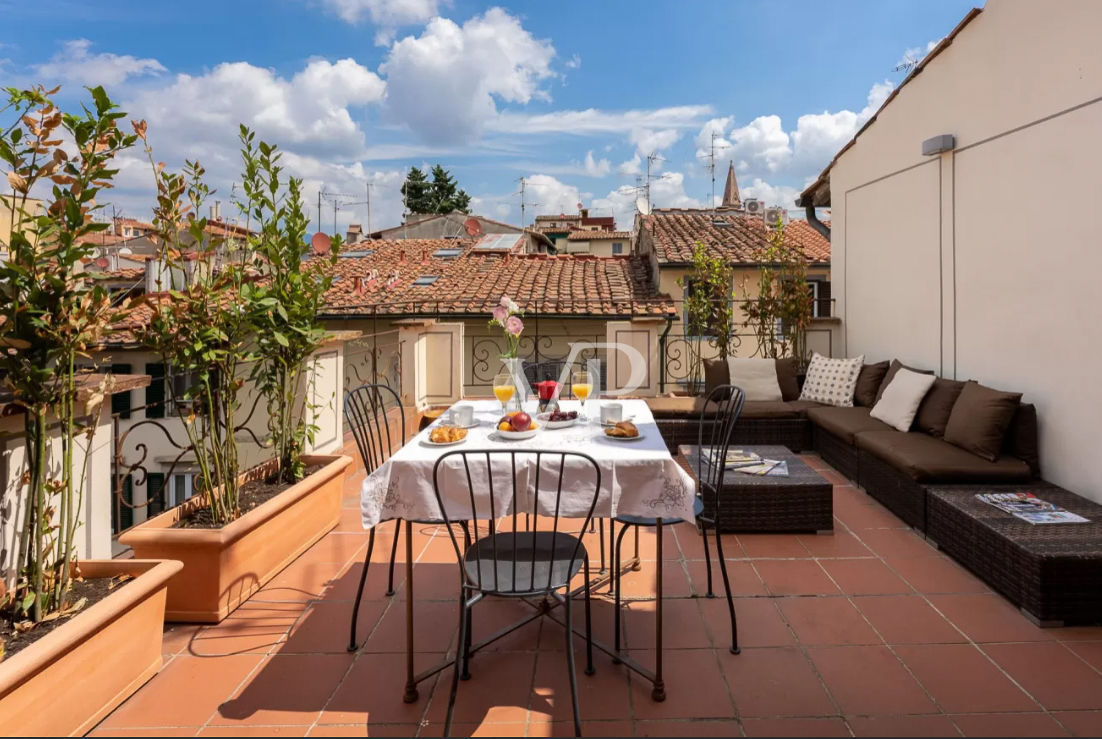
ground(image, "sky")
xmin=0 ymin=0 xmax=978 ymax=234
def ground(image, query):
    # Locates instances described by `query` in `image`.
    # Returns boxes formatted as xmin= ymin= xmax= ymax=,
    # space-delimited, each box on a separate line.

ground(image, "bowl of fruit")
xmin=494 ymin=411 xmax=540 ymax=440
xmin=536 ymin=409 xmax=579 ymax=429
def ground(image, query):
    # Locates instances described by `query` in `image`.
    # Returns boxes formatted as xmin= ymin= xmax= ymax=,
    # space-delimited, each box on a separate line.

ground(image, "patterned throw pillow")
xmin=798 ymin=352 xmax=865 ymax=407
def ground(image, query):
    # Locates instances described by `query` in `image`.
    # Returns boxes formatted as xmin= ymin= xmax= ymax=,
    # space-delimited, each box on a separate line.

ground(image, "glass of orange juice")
xmin=572 ymin=370 xmax=592 ymax=416
xmin=493 ymin=372 xmax=516 ymax=415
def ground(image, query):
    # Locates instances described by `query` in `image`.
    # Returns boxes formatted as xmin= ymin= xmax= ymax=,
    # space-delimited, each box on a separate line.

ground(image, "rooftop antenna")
xmin=700 ymin=130 xmax=730 ymax=210
xmin=894 ymin=54 xmax=920 ymax=73
xmin=644 ymin=153 xmax=665 ymax=212
xmin=516 ymin=177 xmax=540 ymax=229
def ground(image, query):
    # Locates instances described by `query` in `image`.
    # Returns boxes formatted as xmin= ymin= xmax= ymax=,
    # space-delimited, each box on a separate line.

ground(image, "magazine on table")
xmin=734 ymin=459 xmax=789 ymax=477
xmin=722 ymin=449 xmax=763 ymax=468
xmin=976 ymin=492 xmax=1089 ymax=524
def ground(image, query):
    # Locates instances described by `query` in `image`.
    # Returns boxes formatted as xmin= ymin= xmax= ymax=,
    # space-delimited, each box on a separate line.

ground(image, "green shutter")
xmin=145 ymin=363 xmax=165 ymax=419
xmin=146 ymin=472 xmax=165 ymax=516
xmin=111 ymin=363 xmax=132 ymax=419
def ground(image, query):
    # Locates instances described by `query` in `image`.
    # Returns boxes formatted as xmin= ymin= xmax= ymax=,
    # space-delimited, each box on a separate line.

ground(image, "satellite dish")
xmin=464 ymin=217 xmax=482 ymax=236
xmin=118 ymin=247 xmax=133 ymax=255
xmin=636 ymin=197 xmax=651 ymax=215
xmin=94 ymin=257 xmax=110 ymax=269
xmin=311 ymin=232 xmax=331 ymax=255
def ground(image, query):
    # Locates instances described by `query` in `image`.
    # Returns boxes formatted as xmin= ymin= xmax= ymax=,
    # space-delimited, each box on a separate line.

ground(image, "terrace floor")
xmin=91 ymin=443 xmax=1102 ymax=737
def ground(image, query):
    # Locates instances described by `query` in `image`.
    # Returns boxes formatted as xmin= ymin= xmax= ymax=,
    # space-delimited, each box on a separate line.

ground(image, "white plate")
xmin=536 ymin=412 xmax=578 ymax=429
xmin=600 ymin=414 xmax=636 ymax=426
xmin=434 ymin=419 xmax=481 ymax=429
xmin=493 ymin=427 xmax=541 ymax=441
xmin=422 ymin=436 xmax=468 ymax=447
xmin=601 ymin=431 xmax=646 ymax=442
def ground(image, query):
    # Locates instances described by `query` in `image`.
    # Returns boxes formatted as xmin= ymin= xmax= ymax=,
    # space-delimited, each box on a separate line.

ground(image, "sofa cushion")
xmin=785 ymin=400 xmax=826 ymax=417
xmin=914 ymin=377 xmax=966 ymax=438
xmin=775 ymin=357 xmax=801 ymax=401
xmin=854 ymin=361 xmax=890 ymax=407
xmin=646 ymin=396 xmax=709 ymax=419
xmin=855 ymin=430 xmax=1032 ymax=483
xmin=799 ymin=352 xmax=864 ymax=407
xmin=807 ymin=406 xmax=893 ymax=444
xmin=875 ymin=360 xmax=934 ymax=404
xmin=944 ymin=381 xmax=1023 ymax=462
xmin=703 ymin=358 xmax=728 ymax=399
xmin=1004 ymin=403 xmax=1040 ymax=476
xmin=739 ymin=401 xmax=801 ymax=419
xmin=727 ymin=358 xmax=783 ymax=401
xmin=870 ymin=368 xmax=937 ymax=432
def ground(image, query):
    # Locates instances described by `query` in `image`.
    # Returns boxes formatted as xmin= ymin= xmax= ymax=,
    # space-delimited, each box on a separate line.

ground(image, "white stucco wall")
xmin=828 ymin=0 xmax=1102 ymax=499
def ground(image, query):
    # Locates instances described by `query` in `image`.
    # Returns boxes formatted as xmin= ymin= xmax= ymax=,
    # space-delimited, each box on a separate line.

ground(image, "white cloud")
xmin=617 ymin=155 xmax=642 ymax=176
xmin=489 ymin=104 xmax=712 ymax=136
xmin=740 ymin=178 xmax=800 ymax=208
xmin=509 ymin=150 xmax=611 ymax=178
xmin=592 ymin=170 xmax=702 ymax=229
xmin=727 ymin=115 xmax=792 ymax=173
xmin=896 ymin=39 xmax=939 ymax=70
xmin=564 ymin=53 xmax=582 ymax=70
xmin=693 ymin=116 xmax=733 ymax=158
xmin=318 ymin=0 xmax=442 ymax=44
xmin=33 ymin=39 xmax=165 ymax=87
xmin=381 ymin=8 xmax=555 ymax=144
xmin=629 ymin=128 xmax=680 ymax=156
xmin=789 ymin=79 xmax=891 ymax=170
xmin=524 ymin=174 xmax=590 ymax=217
xmin=584 ymin=151 xmax=611 ymax=177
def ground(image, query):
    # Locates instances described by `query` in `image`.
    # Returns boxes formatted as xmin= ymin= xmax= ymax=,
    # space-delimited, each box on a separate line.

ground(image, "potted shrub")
xmin=0 ymin=85 xmax=181 ymax=736
xmin=677 ymin=242 xmax=736 ymax=393
xmin=742 ymin=215 xmax=814 ymax=364
xmin=118 ymin=128 xmax=351 ymax=623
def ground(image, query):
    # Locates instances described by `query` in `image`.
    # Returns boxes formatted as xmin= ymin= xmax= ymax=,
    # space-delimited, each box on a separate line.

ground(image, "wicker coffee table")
xmin=677 ymin=444 xmax=833 ymax=533
xmin=927 ymin=483 xmax=1102 ymax=626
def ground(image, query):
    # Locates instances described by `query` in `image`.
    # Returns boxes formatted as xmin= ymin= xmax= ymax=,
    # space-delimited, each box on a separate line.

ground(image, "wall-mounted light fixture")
xmin=922 ymin=134 xmax=956 ymax=156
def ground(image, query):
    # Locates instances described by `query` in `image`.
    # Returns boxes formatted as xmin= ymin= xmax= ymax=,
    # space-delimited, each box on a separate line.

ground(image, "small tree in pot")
xmin=237 ymin=126 xmax=339 ymax=484
xmin=677 ymin=242 xmax=735 ymax=393
xmin=742 ymin=215 xmax=813 ymax=363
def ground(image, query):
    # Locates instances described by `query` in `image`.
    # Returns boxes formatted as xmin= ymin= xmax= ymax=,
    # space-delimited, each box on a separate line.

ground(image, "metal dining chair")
xmin=343 ymin=383 xmax=471 ymax=661
xmin=610 ymin=383 xmax=746 ymax=654
xmin=432 ymin=449 xmax=601 ymax=738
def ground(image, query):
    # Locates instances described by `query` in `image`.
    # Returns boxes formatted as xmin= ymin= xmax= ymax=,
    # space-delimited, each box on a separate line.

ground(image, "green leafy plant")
xmin=0 ymin=84 xmax=136 ymax=625
xmin=135 ymin=131 xmax=253 ymax=526
xmin=677 ymin=242 xmax=735 ymax=392
xmin=742 ymin=215 xmax=814 ymax=362
xmin=401 ymin=164 xmax=471 ymax=214
xmin=237 ymin=126 xmax=339 ymax=485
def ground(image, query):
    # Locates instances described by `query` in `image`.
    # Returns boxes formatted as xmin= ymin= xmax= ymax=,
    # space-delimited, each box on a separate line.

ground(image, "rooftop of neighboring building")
xmin=639 ymin=208 xmax=831 ymax=265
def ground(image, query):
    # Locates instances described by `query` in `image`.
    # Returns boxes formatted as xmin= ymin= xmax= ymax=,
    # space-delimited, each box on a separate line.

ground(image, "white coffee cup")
xmin=451 ymin=404 xmax=474 ymax=426
xmin=600 ymin=402 xmax=623 ymax=425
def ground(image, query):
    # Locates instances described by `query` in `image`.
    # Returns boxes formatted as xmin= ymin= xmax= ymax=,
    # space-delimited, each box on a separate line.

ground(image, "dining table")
xmin=359 ymin=397 xmax=697 ymax=702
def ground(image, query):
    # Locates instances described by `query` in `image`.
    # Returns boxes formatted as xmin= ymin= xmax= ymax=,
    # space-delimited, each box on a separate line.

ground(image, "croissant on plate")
xmin=604 ymin=421 xmax=639 ymax=438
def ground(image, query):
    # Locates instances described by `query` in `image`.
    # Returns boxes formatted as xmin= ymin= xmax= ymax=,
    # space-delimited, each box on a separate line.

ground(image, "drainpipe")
xmin=804 ymin=204 xmax=830 ymax=241
xmin=658 ymin=316 xmax=674 ymax=394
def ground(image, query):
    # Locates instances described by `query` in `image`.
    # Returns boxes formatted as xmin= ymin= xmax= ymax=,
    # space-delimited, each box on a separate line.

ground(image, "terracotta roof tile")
xmin=641 ymin=209 xmax=830 ymax=265
xmin=566 ymin=230 xmax=631 ymax=241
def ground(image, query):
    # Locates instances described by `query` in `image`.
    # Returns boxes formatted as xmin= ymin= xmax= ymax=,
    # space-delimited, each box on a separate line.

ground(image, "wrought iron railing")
xmin=343 ymin=329 xmax=402 ymax=397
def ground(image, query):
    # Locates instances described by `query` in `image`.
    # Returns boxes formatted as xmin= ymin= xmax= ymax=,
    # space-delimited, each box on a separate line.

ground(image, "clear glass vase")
xmin=500 ymin=356 xmax=528 ymax=413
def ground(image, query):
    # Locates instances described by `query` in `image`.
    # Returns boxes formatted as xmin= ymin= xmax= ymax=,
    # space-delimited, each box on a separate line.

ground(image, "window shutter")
xmin=145 ymin=363 xmax=165 ymax=419
xmin=146 ymin=472 xmax=165 ymax=517
xmin=819 ymin=281 xmax=832 ymax=317
xmin=111 ymin=363 xmax=132 ymax=419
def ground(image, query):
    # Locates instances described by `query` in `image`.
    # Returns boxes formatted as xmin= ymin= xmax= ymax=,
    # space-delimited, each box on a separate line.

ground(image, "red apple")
xmin=511 ymin=412 xmax=532 ymax=431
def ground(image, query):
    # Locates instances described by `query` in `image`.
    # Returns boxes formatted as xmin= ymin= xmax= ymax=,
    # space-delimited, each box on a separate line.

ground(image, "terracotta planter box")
xmin=118 ymin=454 xmax=353 ymax=623
xmin=0 ymin=558 xmax=182 ymax=737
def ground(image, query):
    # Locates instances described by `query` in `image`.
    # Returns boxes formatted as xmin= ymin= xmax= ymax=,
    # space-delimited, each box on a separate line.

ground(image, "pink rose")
xmin=491 ymin=305 xmax=508 ymax=324
xmin=505 ymin=315 xmax=524 ymax=336
xmin=499 ymin=296 xmax=512 ymax=308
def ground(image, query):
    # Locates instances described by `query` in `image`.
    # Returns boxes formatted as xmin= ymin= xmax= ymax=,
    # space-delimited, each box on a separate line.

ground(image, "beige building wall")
xmin=826 ymin=0 xmax=1102 ymax=499
xmin=0 ymin=195 xmax=44 ymax=252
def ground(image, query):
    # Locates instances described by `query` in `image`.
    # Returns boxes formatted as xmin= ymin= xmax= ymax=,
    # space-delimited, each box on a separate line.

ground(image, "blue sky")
xmin=0 ymin=0 xmax=978 ymax=233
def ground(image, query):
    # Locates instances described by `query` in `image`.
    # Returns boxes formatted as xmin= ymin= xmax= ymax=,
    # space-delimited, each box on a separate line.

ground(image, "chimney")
xmin=421 ymin=247 xmax=428 ymax=264
xmin=345 ymin=223 xmax=362 ymax=244
xmin=580 ymin=208 xmax=589 ymax=219
xmin=398 ymin=249 xmax=406 ymax=264
xmin=209 ymin=202 xmax=221 ymax=221
xmin=353 ymin=276 xmax=365 ymax=295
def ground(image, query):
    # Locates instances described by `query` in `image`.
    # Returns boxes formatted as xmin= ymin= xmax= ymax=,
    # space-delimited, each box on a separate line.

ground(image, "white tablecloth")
xmin=360 ymin=399 xmax=697 ymax=528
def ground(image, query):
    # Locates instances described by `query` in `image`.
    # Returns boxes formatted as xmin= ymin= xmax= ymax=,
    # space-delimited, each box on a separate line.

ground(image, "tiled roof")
xmin=313 ymin=238 xmax=674 ymax=317
xmin=567 ymin=230 xmax=631 ymax=241
xmin=89 ymin=268 xmax=144 ymax=281
xmin=641 ymin=209 xmax=830 ymax=265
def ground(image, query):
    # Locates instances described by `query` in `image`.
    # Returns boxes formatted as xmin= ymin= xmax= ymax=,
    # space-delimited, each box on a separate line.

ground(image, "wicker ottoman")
xmin=677 ymin=444 xmax=833 ymax=533
xmin=926 ymin=483 xmax=1102 ymax=626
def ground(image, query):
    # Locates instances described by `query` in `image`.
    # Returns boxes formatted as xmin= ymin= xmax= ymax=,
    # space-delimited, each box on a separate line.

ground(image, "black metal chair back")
xmin=344 ymin=383 xmax=405 ymax=475
xmin=431 ymin=449 xmax=602 ymax=596
xmin=697 ymin=383 xmax=747 ymax=514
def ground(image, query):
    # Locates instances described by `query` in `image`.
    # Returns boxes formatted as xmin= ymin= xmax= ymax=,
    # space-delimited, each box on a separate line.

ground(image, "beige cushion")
xmin=870 ymin=368 xmax=937 ymax=432
xmin=798 ymin=352 xmax=864 ymax=407
xmin=726 ymin=358 xmax=782 ymax=401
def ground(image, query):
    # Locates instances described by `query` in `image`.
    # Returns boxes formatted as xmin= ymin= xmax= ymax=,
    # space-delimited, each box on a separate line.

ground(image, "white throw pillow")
xmin=725 ymin=358 xmax=782 ymax=401
xmin=798 ymin=352 xmax=865 ymax=407
xmin=870 ymin=368 xmax=937 ymax=431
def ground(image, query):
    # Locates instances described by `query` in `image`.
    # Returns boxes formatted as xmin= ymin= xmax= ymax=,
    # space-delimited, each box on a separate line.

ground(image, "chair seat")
xmin=463 ymin=531 xmax=588 ymax=595
xmin=615 ymin=496 xmax=704 ymax=527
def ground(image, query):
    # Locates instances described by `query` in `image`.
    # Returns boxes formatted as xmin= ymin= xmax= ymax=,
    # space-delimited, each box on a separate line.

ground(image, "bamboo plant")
xmin=742 ymin=215 xmax=814 ymax=362
xmin=677 ymin=241 xmax=736 ymax=393
xmin=237 ymin=126 xmax=339 ymax=485
xmin=0 ymin=85 xmax=136 ymax=626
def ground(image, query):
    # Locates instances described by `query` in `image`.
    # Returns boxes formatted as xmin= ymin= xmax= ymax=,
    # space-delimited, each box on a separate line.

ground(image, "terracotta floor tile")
xmin=1067 ymin=641 xmax=1102 ymax=672
xmin=700 ymin=595 xmax=795 ymax=649
xmin=419 ymin=721 xmax=529 ymax=737
xmin=189 ymin=609 xmax=298 ymax=656
xmin=623 ymin=598 xmax=712 ymax=650
xmin=797 ymin=531 xmax=872 ymax=558
xmin=817 ymin=468 xmax=852 ymax=487
xmin=1051 ymin=710 xmax=1102 ymax=737
xmin=736 ymin=533 xmax=811 ymax=559
xmin=634 ymin=719 xmax=742 ymax=736
xmin=676 ymin=525 xmax=742 ymax=560
xmin=161 ymin=623 xmax=203 ymax=656
xmin=627 ymin=649 xmax=736 ymax=720
xmin=614 ymin=558 xmax=693 ymax=599
xmin=334 ymin=506 xmax=369 ymax=533
xmin=1052 ymin=625 xmax=1102 ymax=642
xmin=100 ymin=653 xmax=264 ymax=728
xmin=858 ymin=529 xmax=943 ymax=559
xmin=778 ymin=596 xmax=882 ymax=646
xmin=719 ymin=646 xmax=835 ymax=717
xmin=984 ymin=642 xmax=1102 ymax=710
xmin=308 ymin=724 xmax=421 ymax=737
xmin=885 ymin=556 xmax=990 ymax=595
xmin=808 ymin=645 xmax=936 ymax=715
xmin=299 ymin=532 xmax=371 ymax=565
xmin=526 ymin=719 xmax=634 ymax=737
xmin=927 ymin=594 xmax=1054 ymax=643
xmin=321 ymin=651 xmax=443 ymax=725
xmin=854 ymin=595 xmax=966 ymax=645
xmin=423 ymin=651 xmax=537 ymax=724
xmin=528 ymin=645 xmax=632 ymax=722
xmin=741 ymin=717 xmax=850 ymax=736
xmin=90 ymin=729 xmax=197 ymax=737
xmin=753 ymin=560 xmax=839 ymax=596
xmin=283 ymin=598 xmax=385 ymax=654
xmin=836 ymin=501 xmax=910 ymax=531
xmin=216 ymin=653 xmax=354 ymax=726
xmin=364 ymin=599 xmax=458 ymax=654
xmin=951 ymin=712 xmax=1069 ymax=737
xmin=847 ymin=714 xmax=958 ymax=737
xmin=686 ymin=559 xmax=767 ymax=597
xmin=820 ymin=558 xmax=913 ymax=595
xmin=894 ymin=644 xmax=1037 ymax=713
xmin=199 ymin=727 xmax=309 ymax=736
xmin=253 ymin=559 xmax=347 ymax=604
